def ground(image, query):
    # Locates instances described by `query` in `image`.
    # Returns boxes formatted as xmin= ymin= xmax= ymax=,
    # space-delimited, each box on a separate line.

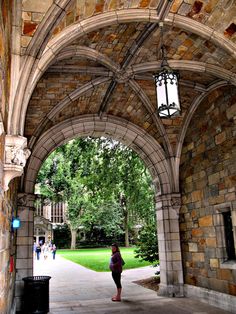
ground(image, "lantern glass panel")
xmin=156 ymin=79 xmax=166 ymax=109
xmin=166 ymin=74 xmax=180 ymax=110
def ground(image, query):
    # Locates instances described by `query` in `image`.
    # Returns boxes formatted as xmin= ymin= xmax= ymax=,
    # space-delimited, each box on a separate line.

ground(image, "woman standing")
xmin=109 ymin=243 xmax=123 ymax=302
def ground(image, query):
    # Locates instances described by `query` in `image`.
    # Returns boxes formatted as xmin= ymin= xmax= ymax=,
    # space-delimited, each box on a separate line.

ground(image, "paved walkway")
xmin=34 ymin=255 xmax=231 ymax=314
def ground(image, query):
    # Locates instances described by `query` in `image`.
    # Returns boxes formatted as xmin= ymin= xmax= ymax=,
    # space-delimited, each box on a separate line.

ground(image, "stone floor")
xmin=34 ymin=255 xmax=232 ymax=314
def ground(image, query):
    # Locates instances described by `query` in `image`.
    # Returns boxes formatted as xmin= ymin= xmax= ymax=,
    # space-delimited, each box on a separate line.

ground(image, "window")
xmin=222 ymin=211 xmax=236 ymax=260
xmin=214 ymin=204 xmax=236 ymax=269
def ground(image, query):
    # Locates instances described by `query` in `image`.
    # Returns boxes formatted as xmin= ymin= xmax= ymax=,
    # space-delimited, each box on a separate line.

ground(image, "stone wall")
xmin=20 ymin=0 xmax=236 ymax=55
xmin=0 ymin=178 xmax=18 ymax=314
xmin=0 ymin=1 xmax=17 ymax=313
xmin=180 ymin=86 xmax=236 ymax=295
xmin=0 ymin=0 xmax=12 ymax=125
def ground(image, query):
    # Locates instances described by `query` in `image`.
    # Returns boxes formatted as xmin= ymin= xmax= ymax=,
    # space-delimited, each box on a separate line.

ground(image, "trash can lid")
xmin=23 ymin=276 xmax=51 ymax=282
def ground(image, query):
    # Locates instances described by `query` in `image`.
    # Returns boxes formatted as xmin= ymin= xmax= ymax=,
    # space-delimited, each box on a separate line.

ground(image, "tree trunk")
xmin=71 ymin=229 xmax=77 ymax=249
xmin=120 ymin=194 xmax=129 ymax=247
xmin=124 ymin=210 xmax=129 ymax=247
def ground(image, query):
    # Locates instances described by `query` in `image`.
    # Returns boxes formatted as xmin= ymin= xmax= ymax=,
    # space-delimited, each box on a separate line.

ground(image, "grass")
xmin=58 ymin=247 xmax=153 ymax=272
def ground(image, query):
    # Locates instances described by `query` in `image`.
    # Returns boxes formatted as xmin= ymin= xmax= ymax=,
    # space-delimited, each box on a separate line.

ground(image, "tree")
xmin=79 ymin=200 xmax=123 ymax=242
xmin=65 ymin=179 xmax=86 ymax=249
xmin=53 ymin=224 xmax=71 ymax=249
xmin=134 ymin=220 xmax=159 ymax=264
xmin=95 ymin=141 xmax=155 ymax=246
xmin=36 ymin=137 xmax=156 ymax=248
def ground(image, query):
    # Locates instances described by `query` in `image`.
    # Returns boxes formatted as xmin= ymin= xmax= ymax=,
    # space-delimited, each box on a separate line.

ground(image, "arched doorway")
xmin=14 ymin=115 xmax=183 ymax=308
xmin=1 ymin=2 xmax=234 ymax=313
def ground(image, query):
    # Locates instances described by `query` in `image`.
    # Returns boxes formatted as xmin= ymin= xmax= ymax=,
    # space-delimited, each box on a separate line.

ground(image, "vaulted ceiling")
xmin=19 ymin=0 xmax=236 ymax=158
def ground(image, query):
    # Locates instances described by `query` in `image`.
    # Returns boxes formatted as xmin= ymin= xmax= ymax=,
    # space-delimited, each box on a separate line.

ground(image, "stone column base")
xmin=158 ymin=283 xmax=184 ymax=298
xmin=184 ymin=284 xmax=236 ymax=313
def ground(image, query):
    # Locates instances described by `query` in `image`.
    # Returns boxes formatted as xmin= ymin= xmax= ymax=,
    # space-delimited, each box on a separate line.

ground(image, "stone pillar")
xmin=15 ymin=193 xmax=36 ymax=312
xmin=156 ymin=193 xmax=184 ymax=297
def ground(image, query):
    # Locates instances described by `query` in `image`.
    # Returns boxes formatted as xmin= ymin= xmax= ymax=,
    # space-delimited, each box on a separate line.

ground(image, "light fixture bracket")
xmin=154 ymin=22 xmax=181 ymax=118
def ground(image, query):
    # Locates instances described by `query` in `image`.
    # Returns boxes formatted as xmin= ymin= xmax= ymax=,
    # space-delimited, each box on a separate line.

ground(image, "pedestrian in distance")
xmin=52 ymin=244 xmax=57 ymax=260
xmin=109 ymin=243 xmax=123 ymax=302
xmin=33 ymin=241 xmax=37 ymax=259
xmin=35 ymin=243 xmax=41 ymax=260
xmin=42 ymin=243 xmax=50 ymax=260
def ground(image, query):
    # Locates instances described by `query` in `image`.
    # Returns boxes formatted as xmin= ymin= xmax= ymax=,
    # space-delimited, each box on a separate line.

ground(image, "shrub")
xmin=134 ymin=222 xmax=159 ymax=264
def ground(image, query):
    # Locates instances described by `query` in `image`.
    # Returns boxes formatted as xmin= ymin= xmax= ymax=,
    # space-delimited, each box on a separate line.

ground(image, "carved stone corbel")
xmin=171 ymin=194 xmax=181 ymax=216
xmin=3 ymin=135 xmax=31 ymax=191
xmin=17 ymin=193 xmax=36 ymax=208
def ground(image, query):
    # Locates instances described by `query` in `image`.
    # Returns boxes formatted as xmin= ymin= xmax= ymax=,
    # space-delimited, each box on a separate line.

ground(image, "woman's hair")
xmin=111 ymin=243 xmax=120 ymax=252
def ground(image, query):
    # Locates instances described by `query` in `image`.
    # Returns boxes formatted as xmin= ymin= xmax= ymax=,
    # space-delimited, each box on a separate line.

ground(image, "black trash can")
xmin=23 ymin=276 xmax=51 ymax=314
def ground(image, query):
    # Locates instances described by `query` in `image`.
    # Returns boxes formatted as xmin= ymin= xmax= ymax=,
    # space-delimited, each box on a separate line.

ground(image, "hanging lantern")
xmin=154 ymin=23 xmax=181 ymax=118
xmin=154 ymin=69 xmax=180 ymax=118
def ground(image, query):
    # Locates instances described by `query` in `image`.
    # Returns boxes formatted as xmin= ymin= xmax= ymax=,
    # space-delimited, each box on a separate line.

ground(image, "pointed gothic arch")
xmin=16 ymin=114 xmax=183 ymax=301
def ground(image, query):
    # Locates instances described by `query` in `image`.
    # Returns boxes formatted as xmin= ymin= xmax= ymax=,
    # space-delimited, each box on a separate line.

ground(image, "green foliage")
xmin=36 ymin=137 xmax=156 ymax=247
xmin=134 ymin=221 xmax=159 ymax=264
xmin=79 ymin=200 xmax=123 ymax=239
xmin=53 ymin=224 xmax=71 ymax=249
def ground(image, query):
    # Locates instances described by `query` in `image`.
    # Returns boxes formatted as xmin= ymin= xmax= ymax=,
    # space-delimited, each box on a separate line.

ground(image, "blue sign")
xmin=12 ymin=217 xmax=21 ymax=229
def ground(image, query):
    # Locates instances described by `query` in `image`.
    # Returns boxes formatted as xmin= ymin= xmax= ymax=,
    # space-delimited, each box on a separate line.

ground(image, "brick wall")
xmin=180 ymin=86 xmax=236 ymax=295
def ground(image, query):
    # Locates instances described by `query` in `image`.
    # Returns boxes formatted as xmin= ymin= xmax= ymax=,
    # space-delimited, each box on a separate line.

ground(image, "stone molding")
xmin=17 ymin=193 xmax=36 ymax=208
xmin=25 ymin=0 xmax=71 ymax=57
xmin=127 ymin=61 xmax=236 ymax=84
xmin=55 ymin=46 xmax=119 ymax=73
xmin=156 ymin=193 xmax=181 ymax=213
xmin=3 ymin=135 xmax=31 ymax=191
xmin=24 ymin=114 xmax=171 ymax=194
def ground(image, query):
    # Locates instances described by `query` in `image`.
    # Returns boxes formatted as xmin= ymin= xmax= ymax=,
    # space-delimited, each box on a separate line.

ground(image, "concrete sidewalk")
xmin=34 ymin=255 xmax=231 ymax=314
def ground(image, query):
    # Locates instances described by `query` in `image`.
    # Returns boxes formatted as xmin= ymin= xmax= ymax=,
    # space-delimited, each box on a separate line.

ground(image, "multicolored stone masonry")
xmin=180 ymin=86 xmax=236 ymax=296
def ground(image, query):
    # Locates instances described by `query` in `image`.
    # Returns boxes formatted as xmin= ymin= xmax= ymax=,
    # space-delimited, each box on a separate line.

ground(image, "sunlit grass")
xmin=58 ymin=247 xmax=153 ymax=272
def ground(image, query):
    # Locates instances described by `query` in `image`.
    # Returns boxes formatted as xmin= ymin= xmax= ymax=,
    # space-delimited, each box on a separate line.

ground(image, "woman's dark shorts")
xmin=112 ymin=271 xmax=122 ymax=289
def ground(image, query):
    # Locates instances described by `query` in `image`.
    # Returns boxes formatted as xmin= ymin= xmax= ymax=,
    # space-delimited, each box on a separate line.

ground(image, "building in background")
xmin=34 ymin=193 xmax=66 ymax=244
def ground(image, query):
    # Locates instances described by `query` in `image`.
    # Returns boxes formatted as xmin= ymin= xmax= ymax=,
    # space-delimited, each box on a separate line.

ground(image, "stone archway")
xmin=10 ymin=6 xmax=236 ymax=136
xmin=15 ymin=114 xmax=184 ymax=309
xmin=1 ymin=1 xmax=236 ymax=313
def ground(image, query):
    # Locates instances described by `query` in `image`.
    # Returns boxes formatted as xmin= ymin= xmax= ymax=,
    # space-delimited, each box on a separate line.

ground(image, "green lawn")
xmin=58 ymin=247 xmax=153 ymax=272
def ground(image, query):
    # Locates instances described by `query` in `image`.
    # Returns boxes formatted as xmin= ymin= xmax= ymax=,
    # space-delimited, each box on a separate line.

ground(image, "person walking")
xmin=33 ymin=241 xmax=37 ymax=259
xmin=52 ymin=244 xmax=57 ymax=260
xmin=35 ymin=243 xmax=41 ymax=260
xmin=42 ymin=243 xmax=49 ymax=260
xmin=109 ymin=243 xmax=123 ymax=302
